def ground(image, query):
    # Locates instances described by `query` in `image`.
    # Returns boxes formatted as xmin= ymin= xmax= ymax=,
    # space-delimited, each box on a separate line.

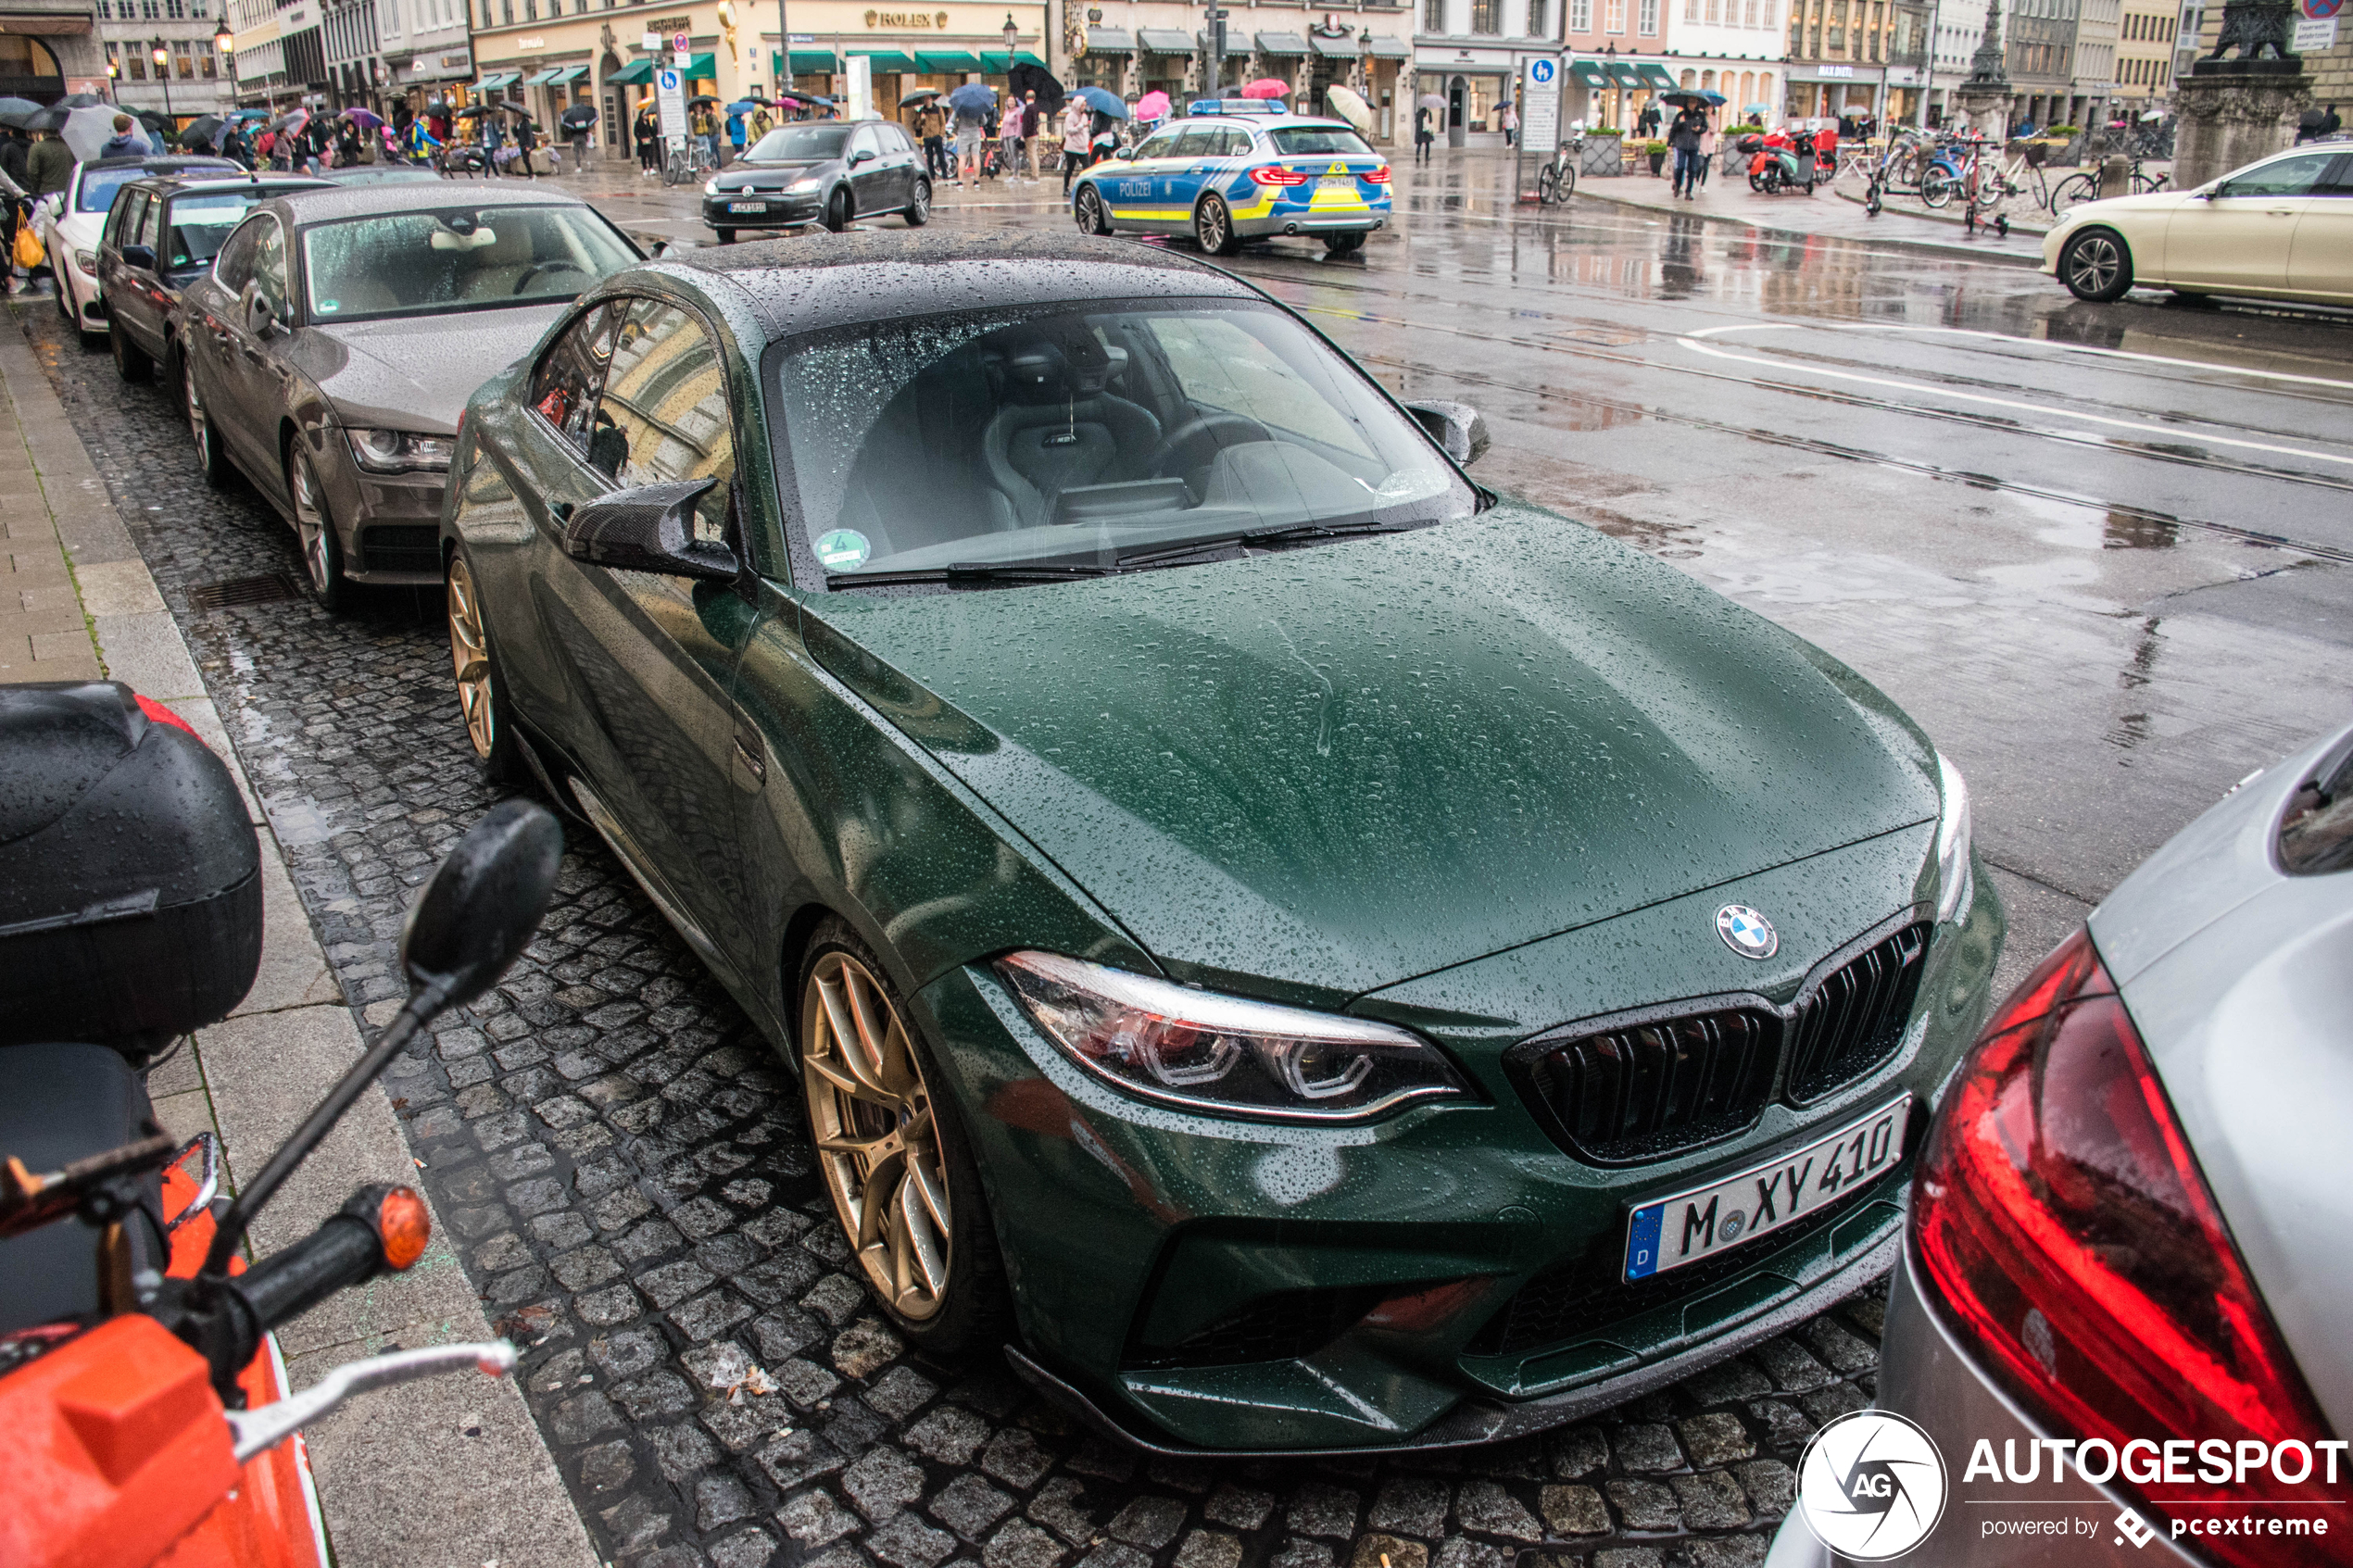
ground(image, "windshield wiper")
xmin=826 ymin=561 xmax=1125 ymax=590
xmin=1114 ymin=519 xmax=1416 ymax=571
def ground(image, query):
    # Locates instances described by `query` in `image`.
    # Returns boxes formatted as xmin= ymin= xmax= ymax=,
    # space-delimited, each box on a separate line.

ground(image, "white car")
xmin=35 ymin=154 xmax=238 ymax=342
xmin=2043 ymin=139 xmax=2352 ymax=306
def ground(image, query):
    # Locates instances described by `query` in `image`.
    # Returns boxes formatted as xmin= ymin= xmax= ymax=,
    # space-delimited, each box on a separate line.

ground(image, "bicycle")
xmin=1535 ymin=134 xmax=1583 ymax=204
xmin=661 ymin=138 xmax=717 ymax=187
xmin=1919 ymin=133 xmax=1988 ymax=209
xmin=2049 ymin=154 xmax=2169 ymax=214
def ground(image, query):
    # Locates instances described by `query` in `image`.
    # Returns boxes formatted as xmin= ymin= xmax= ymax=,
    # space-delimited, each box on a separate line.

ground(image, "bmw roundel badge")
xmin=1717 ymin=905 xmax=1779 ymax=960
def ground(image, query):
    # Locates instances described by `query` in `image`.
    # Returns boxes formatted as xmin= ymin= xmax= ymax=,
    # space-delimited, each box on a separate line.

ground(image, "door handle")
xmin=731 ymin=731 xmax=766 ymax=785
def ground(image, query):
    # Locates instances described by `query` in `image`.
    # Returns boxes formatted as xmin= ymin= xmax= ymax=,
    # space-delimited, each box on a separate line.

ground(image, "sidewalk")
xmin=0 ymin=309 xmax=598 ymax=1568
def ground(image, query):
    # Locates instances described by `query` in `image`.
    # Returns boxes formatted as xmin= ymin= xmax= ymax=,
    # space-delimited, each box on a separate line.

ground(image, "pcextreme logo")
xmin=1794 ymin=1410 xmax=1950 ymax=1560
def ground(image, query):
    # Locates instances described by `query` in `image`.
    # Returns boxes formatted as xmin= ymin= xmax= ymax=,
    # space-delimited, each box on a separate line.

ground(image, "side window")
xmin=2219 ymin=152 xmax=2335 ymax=198
xmin=849 ymin=125 xmax=881 ymax=159
xmin=1172 ymin=127 xmax=1218 ymax=158
xmin=251 ymin=217 xmax=289 ymax=307
xmin=107 ymin=189 xmax=145 ymax=249
xmin=529 ymin=300 xmax=622 ymax=453
xmin=1132 ymin=129 xmax=1181 ymax=161
xmin=1221 ymin=129 xmax=1256 ymax=158
xmin=214 ymin=215 xmax=265 ymax=291
xmin=887 ymin=125 xmax=915 ymax=154
xmin=594 ymin=298 xmax=736 ymax=544
xmin=138 ymin=194 xmax=165 ymax=255
xmin=2318 ymin=155 xmax=2353 ymax=196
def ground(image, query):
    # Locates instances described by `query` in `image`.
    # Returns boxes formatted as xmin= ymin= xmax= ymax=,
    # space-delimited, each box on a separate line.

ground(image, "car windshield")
xmin=169 ymin=190 xmax=273 ymax=268
xmin=1269 ymin=126 xmax=1375 ymax=157
xmin=79 ymin=168 xmax=149 ymax=212
xmin=778 ymin=298 xmax=1474 ymax=581
xmin=748 ymin=125 xmax=849 ymax=161
xmin=300 ymin=206 xmax=635 ymax=323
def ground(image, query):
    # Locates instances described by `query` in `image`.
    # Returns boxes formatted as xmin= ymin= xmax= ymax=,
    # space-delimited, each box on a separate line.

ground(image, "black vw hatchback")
xmin=700 ymin=120 xmax=930 ymax=241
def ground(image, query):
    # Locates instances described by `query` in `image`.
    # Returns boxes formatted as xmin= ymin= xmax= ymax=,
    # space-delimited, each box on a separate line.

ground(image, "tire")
xmin=714 ymin=227 xmax=736 ymax=244
xmin=1920 ymin=169 xmax=1954 ymax=208
xmin=2051 ymin=171 xmax=2100 ymax=217
xmin=287 ymin=447 xmax=351 ymax=611
xmin=446 ymin=551 xmax=522 ymax=784
xmin=1747 ymin=169 xmax=1765 ymax=193
xmin=797 ymin=919 xmax=1012 ymax=1353
xmin=1194 ymin=193 xmax=1240 ymax=257
xmin=2058 ymin=226 xmax=2133 ymax=303
xmin=1074 ymin=182 xmax=1110 ymax=235
xmin=1323 ymin=232 xmax=1365 ymax=257
xmin=902 ymin=178 xmax=930 ymax=226
xmin=53 ymin=261 xmax=70 ymax=322
xmin=824 ymin=188 xmax=851 ymax=232
xmin=1536 ymin=165 xmax=1558 ymax=204
xmin=110 ymin=319 xmax=150 ymax=383
xmin=185 ymin=365 xmax=230 ymax=489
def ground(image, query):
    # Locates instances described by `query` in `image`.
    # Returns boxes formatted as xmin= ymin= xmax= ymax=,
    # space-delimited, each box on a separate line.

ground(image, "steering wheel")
xmin=513 ymin=260 xmax=587 ymax=295
xmin=1147 ymin=411 xmax=1274 ymax=480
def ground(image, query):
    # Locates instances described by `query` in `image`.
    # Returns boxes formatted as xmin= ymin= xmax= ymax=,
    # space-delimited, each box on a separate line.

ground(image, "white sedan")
xmin=35 ymin=154 xmax=238 ymax=342
xmin=2043 ymin=140 xmax=2352 ymax=306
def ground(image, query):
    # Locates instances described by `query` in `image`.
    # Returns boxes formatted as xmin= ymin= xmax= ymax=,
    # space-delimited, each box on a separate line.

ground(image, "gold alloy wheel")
xmin=802 ymin=951 xmax=952 ymax=1322
xmin=447 ymin=555 xmax=497 ymax=759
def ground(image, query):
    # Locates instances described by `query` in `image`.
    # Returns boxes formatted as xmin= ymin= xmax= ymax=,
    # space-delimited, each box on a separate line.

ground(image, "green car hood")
xmin=802 ymin=508 xmax=1939 ymax=1002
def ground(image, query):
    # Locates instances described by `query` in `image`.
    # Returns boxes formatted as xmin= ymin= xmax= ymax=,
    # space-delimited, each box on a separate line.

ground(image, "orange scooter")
xmin=0 ymin=783 xmax=562 ymax=1568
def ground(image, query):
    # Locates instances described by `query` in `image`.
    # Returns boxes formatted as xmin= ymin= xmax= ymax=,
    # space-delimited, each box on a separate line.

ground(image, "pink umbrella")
xmin=1240 ymin=79 xmax=1290 ymax=99
xmin=1135 ymin=89 xmax=1171 ymax=119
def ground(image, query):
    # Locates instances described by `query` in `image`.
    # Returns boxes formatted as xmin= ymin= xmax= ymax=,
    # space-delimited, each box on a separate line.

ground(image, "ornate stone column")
xmin=2172 ymin=0 xmax=2312 ymax=188
xmin=1950 ymin=0 xmax=2015 ymax=139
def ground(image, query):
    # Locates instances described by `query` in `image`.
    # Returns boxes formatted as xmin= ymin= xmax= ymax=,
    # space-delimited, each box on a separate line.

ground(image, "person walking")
xmin=1637 ymin=98 xmax=1661 ymax=138
xmin=725 ymin=103 xmax=747 ymax=165
xmin=1413 ymin=101 xmax=1434 ymax=165
xmin=1000 ymin=94 xmax=1024 ymax=181
xmin=952 ymin=84 xmax=987 ymax=187
xmin=1499 ymin=99 xmax=1517 ymax=148
xmin=100 ymin=114 xmax=147 ymax=159
xmin=27 ymin=129 xmax=72 ymax=198
xmin=634 ymin=104 xmax=659 ymax=174
xmin=1695 ymin=114 xmax=1717 ymax=192
xmin=915 ymin=99 xmax=947 ymax=180
xmin=1061 ymin=95 xmax=1089 ymax=193
xmin=1667 ymin=100 xmax=1706 ymax=199
xmin=1 ymin=124 xmax=31 ymax=194
xmin=1021 ymin=91 xmax=1044 ymax=180
xmin=749 ymin=101 xmax=774 ymax=144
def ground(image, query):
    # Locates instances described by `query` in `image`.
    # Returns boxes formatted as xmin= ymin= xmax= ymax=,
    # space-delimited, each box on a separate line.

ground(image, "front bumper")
xmin=310 ymin=427 xmax=450 ymax=585
xmin=917 ymin=833 xmax=2004 ymax=1453
xmin=703 ymin=193 xmax=822 ymax=229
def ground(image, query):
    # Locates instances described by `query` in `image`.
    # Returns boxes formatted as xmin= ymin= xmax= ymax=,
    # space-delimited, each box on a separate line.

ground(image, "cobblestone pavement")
xmin=16 ymin=299 xmax=1889 ymax=1568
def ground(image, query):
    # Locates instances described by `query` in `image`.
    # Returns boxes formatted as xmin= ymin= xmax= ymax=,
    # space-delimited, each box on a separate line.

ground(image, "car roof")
xmin=250 ymin=180 xmax=598 ymax=228
xmin=1169 ymin=110 xmax=1356 ymax=132
xmin=127 ymin=173 xmax=332 ymax=199
xmin=644 ymin=231 xmax=1261 ymax=343
xmin=83 ymin=155 xmax=240 ymax=177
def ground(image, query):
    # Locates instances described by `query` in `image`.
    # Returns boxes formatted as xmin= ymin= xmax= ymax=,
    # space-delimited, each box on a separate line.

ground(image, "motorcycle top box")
xmin=0 ymin=682 xmax=261 ymax=1060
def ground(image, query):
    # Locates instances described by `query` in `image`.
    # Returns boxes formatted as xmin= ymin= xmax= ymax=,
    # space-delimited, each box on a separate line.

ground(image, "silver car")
xmin=1767 ymin=719 xmax=2353 ymax=1567
xmin=180 ymin=182 xmax=641 ymax=608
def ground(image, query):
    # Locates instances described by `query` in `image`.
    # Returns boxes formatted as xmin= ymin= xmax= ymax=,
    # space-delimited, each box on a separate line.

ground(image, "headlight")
xmin=1933 ymin=749 xmax=1973 ymax=925
xmin=997 ymin=950 xmax=1468 ymax=1123
xmin=346 ymin=426 xmax=454 ymax=473
xmin=75 ymin=248 xmax=96 ymax=273
xmin=703 ymin=177 xmax=720 ymax=194
xmin=786 ymin=176 xmax=822 ymax=194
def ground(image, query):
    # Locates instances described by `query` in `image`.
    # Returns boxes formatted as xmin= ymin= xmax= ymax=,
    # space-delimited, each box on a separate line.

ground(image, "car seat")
xmin=980 ymin=338 xmax=1161 ymax=529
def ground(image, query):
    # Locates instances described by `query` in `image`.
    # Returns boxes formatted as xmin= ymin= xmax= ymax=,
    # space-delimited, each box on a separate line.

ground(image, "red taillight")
xmin=1913 ymin=927 xmax=2347 ymax=1567
xmin=133 ymin=694 xmax=200 ymax=741
xmin=1363 ymin=165 xmax=1391 ymax=183
xmin=1249 ymin=165 xmax=1309 ymax=186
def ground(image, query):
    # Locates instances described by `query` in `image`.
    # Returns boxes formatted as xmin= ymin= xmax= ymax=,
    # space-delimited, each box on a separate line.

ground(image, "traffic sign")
xmin=672 ymin=31 xmax=690 ymax=51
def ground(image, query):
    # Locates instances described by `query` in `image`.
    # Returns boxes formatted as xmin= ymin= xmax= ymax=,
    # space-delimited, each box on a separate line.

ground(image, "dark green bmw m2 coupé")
xmin=439 ymin=232 xmax=2002 ymax=1455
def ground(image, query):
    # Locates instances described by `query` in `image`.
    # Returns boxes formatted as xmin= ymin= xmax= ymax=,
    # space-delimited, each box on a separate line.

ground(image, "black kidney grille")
xmin=1539 ymin=1010 xmax=1779 ymax=1162
xmin=1784 ymin=923 xmax=1931 ymax=1104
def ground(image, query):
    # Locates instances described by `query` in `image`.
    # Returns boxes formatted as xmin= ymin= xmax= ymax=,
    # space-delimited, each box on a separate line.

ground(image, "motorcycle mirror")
xmin=202 ymin=801 xmax=562 ymax=1276
xmin=399 ymin=798 xmax=565 ymax=1018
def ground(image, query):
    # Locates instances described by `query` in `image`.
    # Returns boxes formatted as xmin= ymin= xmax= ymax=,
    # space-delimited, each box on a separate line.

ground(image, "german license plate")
xmin=1624 ymin=1094 xmax=1909 ymax=1282
xmin=727 ymin=200 xmax=766 ymax=213
xmin=1317 ymin=174 xmax=1357 ymax=191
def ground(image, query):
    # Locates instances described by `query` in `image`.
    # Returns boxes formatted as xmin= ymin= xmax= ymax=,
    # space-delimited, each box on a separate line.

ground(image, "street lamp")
xmin=1003 ymin=12 xmax=1019 ymax=56
xmin=216 ymin=19 xmax=238 ymax=107
xmin=154 ymin=41 xmax=174 ymax=120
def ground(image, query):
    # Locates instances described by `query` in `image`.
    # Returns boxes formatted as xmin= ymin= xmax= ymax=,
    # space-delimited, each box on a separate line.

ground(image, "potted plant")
xmin=1581 ymin=125 xmax=1624 ymax=175
xmin=1643 ymin=138 xmax=1667 ymax=175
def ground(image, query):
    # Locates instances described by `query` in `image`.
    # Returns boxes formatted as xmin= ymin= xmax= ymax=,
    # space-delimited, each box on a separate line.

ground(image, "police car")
xmin=1070 ymin=101 xmax=1391 ymax=257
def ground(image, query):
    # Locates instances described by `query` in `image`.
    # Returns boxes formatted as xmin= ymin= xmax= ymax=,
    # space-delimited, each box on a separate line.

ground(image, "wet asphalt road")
xmin=15 ymin=159 xmax=2353 ymax=1568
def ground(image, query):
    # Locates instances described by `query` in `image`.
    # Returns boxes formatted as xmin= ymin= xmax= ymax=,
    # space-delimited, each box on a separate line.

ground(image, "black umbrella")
xmin=0 ymin=95 xmax=39 ymax=129
xmin=686 ymin=94 xmax=721 ymax=107
xmin=1006 ymin=61 xmax=1063 ymax=110
xmin=25 ymin=105 xmax=69 ymax=132
xmin=57 ymin=92 xmax=107 ymax=109
xmin=560 ymin=104 xmax=598 ymax=129
xmin=179 ymin=113 xmax=226 ymax=149
xmin=899 ymin=87 xmax=940 ymax=106
xmin=132 ymin=107 xmax=172 ymax=131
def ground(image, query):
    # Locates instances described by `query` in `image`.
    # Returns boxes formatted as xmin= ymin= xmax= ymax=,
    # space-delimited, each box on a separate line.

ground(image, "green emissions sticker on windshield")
xmin=318 ymin=299 xmax=340 ymax=313
xmin=816 ymin=530 xmax=870 ymax=571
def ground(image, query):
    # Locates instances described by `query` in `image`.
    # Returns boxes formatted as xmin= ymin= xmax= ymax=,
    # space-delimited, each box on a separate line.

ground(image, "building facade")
xmin=1 ymin=0 xmax=110 ymax=105
xmin=96 ymin=0 xmax=235 ymax=121
xmin=2063 ymin=0 xmax=2114 ymax=126
xmin=1661 ymin=0 xmax=1784 ymax=126
xmin=2109 ymin=0 xmax=2172 ymax=106
xmin=1780 ymin=0 xmax=1927 ymax=123
xmin=1062 ymin=6 xmax=1415 ymax=144
xmin=1924 ymin=0 xmax=1985 ymax=121
xmin=1418 ymin=0 xmax=1557 ymax=145
xmin=378 ymin=0 xmax=471 ymax=107
xmin=225 ymin=0 xmax=331 ymax=107
xmin=2001 ymin=0 xmax=2076 ymax=128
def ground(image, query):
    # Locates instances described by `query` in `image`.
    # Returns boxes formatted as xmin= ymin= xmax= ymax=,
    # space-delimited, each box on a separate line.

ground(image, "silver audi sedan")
xmin=180 ymin=182 xmax=641 ymax=608
xmin=1767 ymin=719 xmax=2353 ymax=1567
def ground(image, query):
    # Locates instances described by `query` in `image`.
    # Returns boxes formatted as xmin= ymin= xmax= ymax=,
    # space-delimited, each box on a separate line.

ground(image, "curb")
xmin=1574 ymin=182 xmax=2046 ymax=269
xmin=0 ymin=308 xmax=601 ymax=1568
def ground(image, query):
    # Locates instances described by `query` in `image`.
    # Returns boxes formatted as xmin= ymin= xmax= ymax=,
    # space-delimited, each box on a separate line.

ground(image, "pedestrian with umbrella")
xmin=1415 ymin=92 xmax=1442 ymax=165
xmin=561 ymin=102 xmax=598 ymax=171
xmin=633 ymin=101 xmax=659 ymax=176
xmin=946 ymin=81 xmax=993 ymax=188
xmin=178 ymin=113 xmax=225 ymax=153
xmin=910 ymin=92 xmax=947 ymax=180
xmin=1664 ymin=92 xmax=1708 ymax=199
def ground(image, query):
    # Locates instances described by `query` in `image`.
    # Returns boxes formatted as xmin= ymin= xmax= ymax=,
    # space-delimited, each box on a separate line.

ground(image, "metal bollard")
xmin=2099 ymin=154 xmax=2130 ymax=200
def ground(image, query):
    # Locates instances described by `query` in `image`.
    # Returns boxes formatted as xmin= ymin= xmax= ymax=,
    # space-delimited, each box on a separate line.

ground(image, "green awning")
xmin=1080 ymin=28 xmax=1132 ymax=53
xmin=1637 ymin=62 xmax=1678 ymax=89
xmin=1136 ymin=28 xmax=1194 ymax=53
xmin=975 ymin=49 xmax=1050 ymax=72
xmin=681 ymin=52 xmax=716 ymax=79
xmin=605 ymin=58 xmax=653 ymax=83
xmin=1254 ymin=31 xmax=1310 ymax=55
xmin=1605 ymin=61 xmax=1645 ymax=87
xmin=847 ymin=48 xmax=916 ymax=72
xmin=1202 ymin=31 xmax=1252 ymax=56
xmin=518 ymin=67 xmax=561 ymax=86
xmin=1567 ymin=59 xmax=1608 ymax=87
xmin=1309 ymin=33 xmax=1356 ymax=57
xmin=548 ymin=64 xmax=586 ymax=84
xmin=913 ymin=49 xmax=982 ymax=72
xmin=475 ymin=70 xmax=518 ymax=89
xmin=1363 ymin=34 xmax=1412 ymax=57
xmin=780 ymin=48 xmax=837 ymax=73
